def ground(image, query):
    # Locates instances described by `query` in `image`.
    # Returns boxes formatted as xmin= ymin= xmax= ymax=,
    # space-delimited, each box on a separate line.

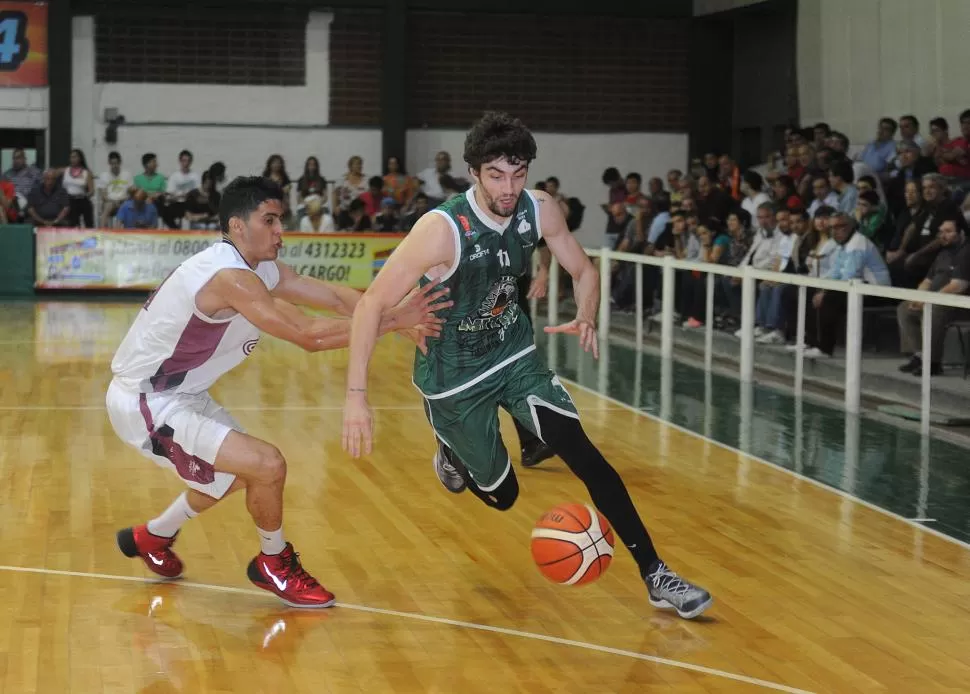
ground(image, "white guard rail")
xmin=537 ymin=247 xmax=970 ymax=436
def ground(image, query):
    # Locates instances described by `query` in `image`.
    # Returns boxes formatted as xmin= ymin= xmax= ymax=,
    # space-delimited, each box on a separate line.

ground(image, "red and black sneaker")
xmin=117 ymin=524 xmax=184 ymax=579
xmin=247 ymin=543 xmax=335 ymax=608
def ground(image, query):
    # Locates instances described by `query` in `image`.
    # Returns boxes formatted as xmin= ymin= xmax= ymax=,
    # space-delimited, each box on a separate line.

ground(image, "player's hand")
xmin=544 ymin=318 xmax=599 ymax=359
xmin=393 ymin=281 xmax=452 ymax=330
xmin=342 ymin=392 xmax=373 ymax=459
xmin=527 ymin=267 xmax=549 ymax=300
xmin=400 ymin=323 xmax=442 ymax=355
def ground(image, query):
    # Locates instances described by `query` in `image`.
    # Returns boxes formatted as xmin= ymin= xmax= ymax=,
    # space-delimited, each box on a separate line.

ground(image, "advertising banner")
xmin=0 ymin=2 xmax=48 ymax=87
xmin=35 ymin=228 xmax=406 ymax=290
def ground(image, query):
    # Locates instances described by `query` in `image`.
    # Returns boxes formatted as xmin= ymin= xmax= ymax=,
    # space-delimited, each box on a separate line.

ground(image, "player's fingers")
xmin=423 ymin=288 xmax=451 ymax=304
xmin=341 ymin=421 xmax=349 ymax=453
xmin=543 ymin=322 xmax=575 ymax=334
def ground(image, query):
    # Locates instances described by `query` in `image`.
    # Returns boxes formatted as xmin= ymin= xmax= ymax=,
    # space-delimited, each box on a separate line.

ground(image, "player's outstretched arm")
xmin=210 ymin=269 xmax=449 ymax=353
xmin=342 ymin=213 xmax=456 ymax=458
xmin=271 ymin=260 xmax=364 ymax=317
xmin=533 ymin=189 xmax=600 ymax=358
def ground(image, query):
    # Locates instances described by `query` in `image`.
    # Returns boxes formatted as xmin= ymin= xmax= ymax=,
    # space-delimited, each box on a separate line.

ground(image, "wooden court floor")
xmin=1 ymin=302 xmax=970 ymax=693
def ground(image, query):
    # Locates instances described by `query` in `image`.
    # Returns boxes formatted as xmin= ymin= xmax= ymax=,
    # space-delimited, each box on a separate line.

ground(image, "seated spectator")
xmin=696 ymin=175 xmax=733 ymax=228
xmin=342 ymin=197 xmax=371 ymax=231
xmin=718 ymin=155 xmax=741 ymax=201
xmin=263 ymin=154 xmax=292 ymax=223
xmin=854 ymin=189 xmax=891 ymax=249
xmin=439 ymin=174 xmax=469 ymax=201
xmin=374 ymin=197 xmax=399 ymax=232
xmin=887 ymin=140 xmax=936 ymax=216
xmin=897 ymin=115 xmax=927 ymax=160
xmin=717 ymin=209 xmax=753 ymax=325
xmin=896 ymin=216 xmax=970 ymax=377
xmin=807 ymin=175 xmax=839 ymax=218
xmin=26 ymin=170 xmax=70 ymax=227
xmin=801 ymin=206 xmax=838 ymax=278
xmin=184 ymin=172 xmax=220 ymax=229
xmin=97 ymin=151 xmax=132 ymax=227
xmin=931 ymin=113 xmax=970 ymax=184
xmin=333 ymin=156 xmax=369 ymax=228
xmin=133 ymin=153 xmax=167 ymax=204
xmin=803 ymin=213 xmax=890 ymax=358
xmin=1 ymin=176 xmax=19 ymax=222
xmin=162 ymin=149 xmax=201 ymax=229
xmin=772 ymin=174 xmax=803 ymax=211
xmin=299 ymin=196 xmax=336 ymax=233
xmin=813 ymin=122 xmax=831 ymax=149
xmin=856 ymin=117 xmax=898 ymax=174
xmin=667 ymin=169 xmax=683 ymax=206
xmin=891 ymin=173 xmax=961 ymax=285
xmin=359 ymin=176 xmax=385 ymax=218
xmin=646 ymin=176 xmax=670 ymax=210
xmin=681 ymin=225 xmax=723 ymax=328
xmin=829 ymin=159 xmax=858 ymax=214
xmin=886 ymin=180 xmax=925 ymax=287
xmin=740 ymin=171 xmax=770 ymax=228
xmin=297 ymin=156 xmax=327 ymax=212
xmin=3 ymin=148 xmax=41 ymax=199
xmin=401 ymin=192 xmax=430 ymax=232
xmin=755 ymin=208 xmax=797 ymax=345
xmin=382 ymin=156 xmax=416 ymax=208
xmin=116 ymin=189 xmax=159 ymax=229
xmin=417 ymin=151 xmax=452 ymax=206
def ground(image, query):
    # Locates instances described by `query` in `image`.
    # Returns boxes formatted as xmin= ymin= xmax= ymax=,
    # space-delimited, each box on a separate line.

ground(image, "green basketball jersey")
xmin=412 ymin=187 xmax=543 ymax=398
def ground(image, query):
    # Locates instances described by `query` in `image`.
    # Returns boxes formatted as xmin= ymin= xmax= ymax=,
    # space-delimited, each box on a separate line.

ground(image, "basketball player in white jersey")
xmin=107 ymin=176 xmax=450 ymax=608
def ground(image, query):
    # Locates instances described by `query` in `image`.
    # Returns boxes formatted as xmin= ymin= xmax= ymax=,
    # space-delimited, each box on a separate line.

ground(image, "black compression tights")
xmin=449 ymin=407 xmax=660 ymax=577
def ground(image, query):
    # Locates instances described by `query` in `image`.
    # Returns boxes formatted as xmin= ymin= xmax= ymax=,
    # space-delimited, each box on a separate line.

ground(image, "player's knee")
xmin=256 ymin=446 xmax=287 ymax=485
xmin=484 ymin=472 xmax=519 ymax=511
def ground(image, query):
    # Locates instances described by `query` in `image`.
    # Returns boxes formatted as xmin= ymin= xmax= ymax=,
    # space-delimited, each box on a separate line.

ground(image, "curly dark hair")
xmin=219 ymin=176 xmax=284 ymax=233
xmin=463 ymin=111 xmax=537 ymax=171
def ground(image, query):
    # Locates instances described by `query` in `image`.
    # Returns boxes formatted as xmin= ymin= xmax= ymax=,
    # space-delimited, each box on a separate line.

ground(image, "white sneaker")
xmin=785 ymin=343 xmax=806 ymax=352
xmin=803 ymin=347 xmax=828 ymax=359
xmin=733 ymin=326 xmax=764 ymax=338
xmin=756 ymin=330 xmax=786 ymax=345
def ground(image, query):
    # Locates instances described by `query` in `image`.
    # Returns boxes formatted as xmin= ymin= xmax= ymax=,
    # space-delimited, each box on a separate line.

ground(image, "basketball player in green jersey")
xmin=342 ymin=112 xmax=712 ymax=619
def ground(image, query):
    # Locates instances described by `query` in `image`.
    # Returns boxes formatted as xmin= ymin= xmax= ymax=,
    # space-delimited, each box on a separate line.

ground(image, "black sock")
xmin=536 ymin=407 xmax=660 ymax=578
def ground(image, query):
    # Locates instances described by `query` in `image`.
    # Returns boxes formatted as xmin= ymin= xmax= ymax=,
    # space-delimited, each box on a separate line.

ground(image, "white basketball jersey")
xmin=111 ymin=242 xmax=280 ymax=395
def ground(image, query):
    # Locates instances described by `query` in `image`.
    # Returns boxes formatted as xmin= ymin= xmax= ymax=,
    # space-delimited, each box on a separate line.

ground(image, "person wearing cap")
xmin=298 ymin=195 xmax=336 ymax=233
xmin=374 ymin=196 xmax=400 ymax=232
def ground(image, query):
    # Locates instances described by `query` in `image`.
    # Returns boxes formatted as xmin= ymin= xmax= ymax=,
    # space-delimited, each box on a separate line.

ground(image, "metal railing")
xmin=532 ymin=247 xmax=970 ymax=435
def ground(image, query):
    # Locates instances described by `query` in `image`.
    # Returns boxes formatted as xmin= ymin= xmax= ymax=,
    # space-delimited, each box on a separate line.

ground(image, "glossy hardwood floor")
xmin=1 ymin=302 xmax=969 ymax=693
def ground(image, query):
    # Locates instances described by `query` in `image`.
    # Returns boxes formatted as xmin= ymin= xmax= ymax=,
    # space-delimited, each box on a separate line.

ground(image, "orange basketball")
xmin=530 ymin=503 xmax=614 ymax=586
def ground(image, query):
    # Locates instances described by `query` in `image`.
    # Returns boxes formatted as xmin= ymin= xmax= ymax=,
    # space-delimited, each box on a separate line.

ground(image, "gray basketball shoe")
xmin=646 ymin=561 xmax=713 ymax=619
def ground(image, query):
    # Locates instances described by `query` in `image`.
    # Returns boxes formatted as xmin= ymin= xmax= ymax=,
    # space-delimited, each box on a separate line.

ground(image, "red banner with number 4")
xmin=0 ymin=1 xmax=47 ymax=87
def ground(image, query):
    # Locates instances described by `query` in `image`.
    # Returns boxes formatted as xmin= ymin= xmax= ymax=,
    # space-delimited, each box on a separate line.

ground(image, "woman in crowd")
xmin=297 ymin=156 xmax=327 ymax=213
xmin=332 ymin=155 xmax=369 ymax=230
xmin=63 ymin=148 xmax=95 ymax=228
xmin=382 ymin=156 xmax=416 ymax=208
xmin=263 ymin=154 xmax=292 ymax=225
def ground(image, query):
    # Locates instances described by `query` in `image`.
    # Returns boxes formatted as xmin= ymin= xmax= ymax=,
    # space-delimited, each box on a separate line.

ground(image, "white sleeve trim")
xmin=428 ymin=209 xmax=462 ymax=283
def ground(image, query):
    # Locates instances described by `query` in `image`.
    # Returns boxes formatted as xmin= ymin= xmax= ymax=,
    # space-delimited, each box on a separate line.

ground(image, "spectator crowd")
xmin=604 ymin=109 xmax=970 ymax=378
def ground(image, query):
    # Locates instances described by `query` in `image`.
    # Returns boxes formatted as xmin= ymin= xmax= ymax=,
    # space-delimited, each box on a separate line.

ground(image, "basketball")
xmin=530 ymin=503 xmax=615 ymax=586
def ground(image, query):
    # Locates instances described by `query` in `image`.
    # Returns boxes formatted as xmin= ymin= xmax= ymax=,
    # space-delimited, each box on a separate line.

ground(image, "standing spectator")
xmin=804 ymin=214 xmax=890 ymax=358
xmin=26 ymin=170 xmax=70 ymax=227
xmin=296 ymin=156 xmax=327 ymax=212
xmin=116 ymin=189 xmax=159 ymax=229
xmin=601 ymin=167 xmax=626 ymax=216
xmin=417 ymin=151 xmax=452 ymax=205
xmin=624 ymin=173 xmax=647 ymax=211
xmin=896 ymin=216 xmax=970 ymax=377
xmin=133 ymin=153 xmax=167 ymax=203
xmin=299 ymin=196 xmax=336 ymax=233
xmin=263 ymin=154 xmax=292 ymax=223
xmin=829 ymin=160 xmax=858 ymax=215
xmin=333 ymin=155 xmax=368 ymax=228
xmin=740 ymin=171 xmax=770 ymax=229
xmin=856 ymin=118 xmax=898 ymax=175
xmin=3 ymin=148 xmax=41 ymax=198
xmin=97 ymin=151 xmax=132 ymax=227
xmin=544 ymin=176 xmax=571 ymax=218
xmin=358 ymin=176 xmax=385 ymax=218
xmin=382 ymin=156 xmax=416 ymax=208
xmin=401 ymin=192 xmax=429 ymax=232
xmin=61 ymin=148 xmax=95 ymax=227
xmin=162 ymin=150 xmax=201 ymax=229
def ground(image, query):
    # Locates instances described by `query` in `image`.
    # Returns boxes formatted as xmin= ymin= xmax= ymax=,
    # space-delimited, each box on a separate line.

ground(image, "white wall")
xmin=798 ymin=0 xmax=970 ymax=145
xmin=407 ymin=130 xmax=688 ymax=247
xmin=71 ymin=12 xmax=375 ymax=182
xmin=0 ymin=88 xmax=47 ymax=130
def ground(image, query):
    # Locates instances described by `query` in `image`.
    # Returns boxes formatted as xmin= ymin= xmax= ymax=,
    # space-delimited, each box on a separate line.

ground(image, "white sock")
xmin=257 ymin=526 xmax=286 ymax=556
xmin=147 ymin=492 xmax=198 ymax=538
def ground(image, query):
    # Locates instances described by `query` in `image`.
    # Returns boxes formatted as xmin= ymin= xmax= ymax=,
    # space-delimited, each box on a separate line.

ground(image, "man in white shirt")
xmin=740 ymin=171 xmax=770 ymax=230
xmin=97 ymin=151 xmax=133 ymax=227
xmin=755 ymin=208 xmax=796 ymax=344
xmin=417 ymin=151 xmax=451 ymax=205
xmin=160 ymin=149 xmax=202 ymax=228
